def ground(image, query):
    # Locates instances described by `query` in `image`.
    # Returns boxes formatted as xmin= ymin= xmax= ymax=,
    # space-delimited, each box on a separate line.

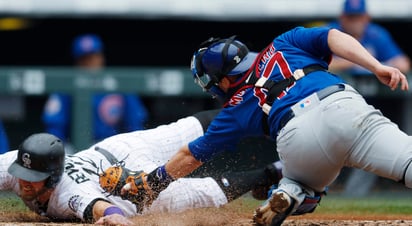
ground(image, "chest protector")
xmin=226 ymin=64 xmax=326 ymax=135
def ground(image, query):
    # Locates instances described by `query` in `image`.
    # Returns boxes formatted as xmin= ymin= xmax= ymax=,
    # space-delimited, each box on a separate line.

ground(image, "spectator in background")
xmin=0 ymin=120 xmax=9 ymax=154
xmin=327 ymin=0 xmax=410 ymax=75
xmin=42 ymin=34 xmax=149 ymax=152
xmin=326 ymin=0 xmax=411 ymax=197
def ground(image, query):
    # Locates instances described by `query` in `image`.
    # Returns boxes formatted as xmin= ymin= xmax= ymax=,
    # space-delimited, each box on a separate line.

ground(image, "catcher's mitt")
xmin=99 ymin=165 xmax=154 ymax=212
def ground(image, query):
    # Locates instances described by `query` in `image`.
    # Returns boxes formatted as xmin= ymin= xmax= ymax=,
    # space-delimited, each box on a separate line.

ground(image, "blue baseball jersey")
xmin=42 ymin=93 xmax=148 ymax=143
xmin=189 ymin=26 xmax=344 ymax=162
xmin=327 ymin=21 xmax=405 ymax=75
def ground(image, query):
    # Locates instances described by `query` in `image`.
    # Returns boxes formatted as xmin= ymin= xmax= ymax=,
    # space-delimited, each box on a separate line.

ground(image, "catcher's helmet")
xmin=190 ymin=35 xmax=258 ymax=98
xmin=8 ymin=133 xmax=65 ymax=188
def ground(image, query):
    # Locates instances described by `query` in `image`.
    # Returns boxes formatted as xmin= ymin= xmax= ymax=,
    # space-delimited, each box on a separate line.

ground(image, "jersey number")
xmin=254 ymin=48 xmax=293 ymax=106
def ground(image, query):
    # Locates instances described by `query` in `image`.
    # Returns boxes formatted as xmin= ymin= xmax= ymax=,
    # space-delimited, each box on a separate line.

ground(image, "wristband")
xmin=157 ymin=165 xmax=174 ymax=183
xmin=103 ymin=206 xmax=125 ymax=216
xmin=147 ymin=165 xmax=174 ymax=194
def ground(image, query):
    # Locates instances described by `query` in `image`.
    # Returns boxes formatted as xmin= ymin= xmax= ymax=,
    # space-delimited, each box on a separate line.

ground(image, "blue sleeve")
xmin=276 ymin=26 xmax=332 ymax=64
xmin=123 ymin=95 xmax=148 ymax=131
xmin=188 ymin=110 xmax=243 ymax=162
xmin=42 ymin=94 xmax=71 ymax=141
xmin=0 ymin=121 xmax=9 ymax=154
xmin=188 ymin=88 xmax=266 ymax=162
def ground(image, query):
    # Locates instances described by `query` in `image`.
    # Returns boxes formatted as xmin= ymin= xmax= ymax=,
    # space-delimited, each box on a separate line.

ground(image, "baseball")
xmin=123 ymin=183 xmax=131 ymax=191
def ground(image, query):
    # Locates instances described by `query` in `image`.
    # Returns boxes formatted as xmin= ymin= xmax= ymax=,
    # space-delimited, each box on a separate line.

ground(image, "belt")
xmin=277 ymin=84 xmax=346 ymax=134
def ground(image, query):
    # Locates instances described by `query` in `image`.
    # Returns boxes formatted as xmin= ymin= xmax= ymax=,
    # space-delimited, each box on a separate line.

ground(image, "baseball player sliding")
xmin=0 ymin=109 xmax=281 ymax=225
xmin=115 ymin=26 xmax=411 ymax=226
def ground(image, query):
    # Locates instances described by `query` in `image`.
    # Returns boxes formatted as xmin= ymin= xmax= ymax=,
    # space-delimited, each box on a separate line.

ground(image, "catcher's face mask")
xmin=190 ymin=35 xmax=256 ymax=99
xmin=191 ymin=47 xmax=222 ymax=99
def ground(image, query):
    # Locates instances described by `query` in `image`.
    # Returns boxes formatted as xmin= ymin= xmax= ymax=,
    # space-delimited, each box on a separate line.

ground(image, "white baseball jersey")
xmin=0 ymin=116 xmax=228 ymax=221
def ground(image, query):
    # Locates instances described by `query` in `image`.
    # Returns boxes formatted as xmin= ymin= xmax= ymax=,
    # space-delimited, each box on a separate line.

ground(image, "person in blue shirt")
xmin=326 ymin=0 xmax=411 ymax=198
xmin=113 ymin=26 xmax=411 ymax=226
xmin=327 ymin=0 xmax=410 ymax=75
xmin=0 ymin=120 xmax=9 ymax=154
xmin=42 ymin=34 xmax=148 ymax=151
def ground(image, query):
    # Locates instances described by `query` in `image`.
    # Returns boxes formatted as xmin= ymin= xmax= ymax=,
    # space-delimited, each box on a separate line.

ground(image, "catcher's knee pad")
xmin=291 ymin=191 xmax=326 ymax=216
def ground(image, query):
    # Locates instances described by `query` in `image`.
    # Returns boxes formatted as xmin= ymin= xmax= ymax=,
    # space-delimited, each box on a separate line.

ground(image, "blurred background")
xmin=0 ymin=0 xmax=411 ymax=194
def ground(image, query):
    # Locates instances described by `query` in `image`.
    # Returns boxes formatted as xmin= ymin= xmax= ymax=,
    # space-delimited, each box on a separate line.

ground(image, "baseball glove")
xmin=99 ymin=165 xmax=154 ymax=212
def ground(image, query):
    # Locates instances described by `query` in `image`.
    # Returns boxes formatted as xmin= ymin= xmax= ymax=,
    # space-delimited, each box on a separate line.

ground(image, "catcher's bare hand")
xmin=95 ymin=213 xmax=135 ymax=226
xmin=374 ymin=65 xmax=409 ymax=91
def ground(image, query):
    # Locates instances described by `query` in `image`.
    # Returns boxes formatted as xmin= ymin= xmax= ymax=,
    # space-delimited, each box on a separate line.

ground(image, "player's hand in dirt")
xmin=95 ymin=213 xmax=135 ymax=226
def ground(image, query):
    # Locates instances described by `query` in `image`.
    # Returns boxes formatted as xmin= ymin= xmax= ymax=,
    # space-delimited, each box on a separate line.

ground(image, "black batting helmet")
xmin=8 ymin=133 xmax=65 ymax=188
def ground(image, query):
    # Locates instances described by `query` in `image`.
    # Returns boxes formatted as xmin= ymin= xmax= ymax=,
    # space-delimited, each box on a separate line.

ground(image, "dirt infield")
xmin=128 ymin=210 xmax=412 ymax=226
xmin=1 ymin=201 xmax=412 ymax=226
xmin=1 ymin=189 xmax=411 ymax=226
xmin=2 ymin=211 xmax=412 ymax=226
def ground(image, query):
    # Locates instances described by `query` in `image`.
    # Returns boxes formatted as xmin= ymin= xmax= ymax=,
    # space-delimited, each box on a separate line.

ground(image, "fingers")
xmin=382 ymin=67 xmax=409 ymax=91
xmin=390 ymin=71 xmax=409 ymax=91
xmin=95 ymin=216 xmax=112 ymax=225
xmin=388 ymin=74 xmax=399 ymax=90
xmin=95 ymin=214 xmax=135 ymax=226
xmin=95 ymin=217 xmax=104 ymax=225
xmin=399 ymin=73 xmax=409 ymax=91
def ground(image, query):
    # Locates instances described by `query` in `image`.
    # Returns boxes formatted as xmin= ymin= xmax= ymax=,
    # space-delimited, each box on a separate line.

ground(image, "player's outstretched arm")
xmin=120 ymin=145 xmax=203 ymax=203
xmin=165 ymin=144 xmax=203 ymax=178
xmin=93 ymin=200 xmax=134 ymax=226
xmin=327 ymin=28 xmax=409 ymax=91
